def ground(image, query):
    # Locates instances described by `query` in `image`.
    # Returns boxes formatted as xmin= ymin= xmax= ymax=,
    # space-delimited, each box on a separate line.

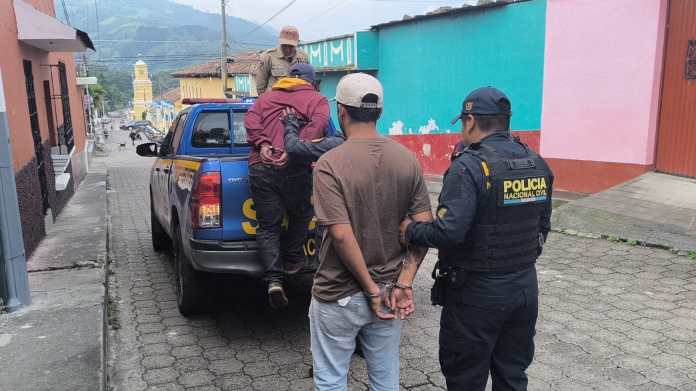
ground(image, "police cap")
xmin=451 ymin=87 xmax=512 ymax=125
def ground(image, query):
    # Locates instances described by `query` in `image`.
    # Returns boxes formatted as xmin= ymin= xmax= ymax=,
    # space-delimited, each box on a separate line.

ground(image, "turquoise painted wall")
xmin=300 ymin=36 xmax=356 ymax=70
xmin=317 ymin=71 xmax=343 ymax=125
xmin=356 ymin=31 xmax=379 ymax=70
xmin=375 ymin=0 xmax=546 ymax=135
xmin=317 ymin=70 xmax=379 ymax=128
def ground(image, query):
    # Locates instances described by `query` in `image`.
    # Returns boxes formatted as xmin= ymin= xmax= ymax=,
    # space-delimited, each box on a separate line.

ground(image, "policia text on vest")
xmin=501 ymin=176 xmax=548 ymax=205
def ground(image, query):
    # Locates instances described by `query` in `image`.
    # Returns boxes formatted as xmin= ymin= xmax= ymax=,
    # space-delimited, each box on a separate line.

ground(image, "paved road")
xmin=105 ymin=130 xmax=696 ymax=391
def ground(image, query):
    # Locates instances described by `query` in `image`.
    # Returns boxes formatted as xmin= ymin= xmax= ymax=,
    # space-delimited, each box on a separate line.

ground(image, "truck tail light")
xmin=191 ymin=172 xmax=221 ymax=229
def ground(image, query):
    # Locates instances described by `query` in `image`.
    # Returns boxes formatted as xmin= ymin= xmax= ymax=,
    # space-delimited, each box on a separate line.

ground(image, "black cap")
xmin=289 ymin=63 xmax=316 ymax=83
xmin=451 ymin=87 xmax=512 ymax=125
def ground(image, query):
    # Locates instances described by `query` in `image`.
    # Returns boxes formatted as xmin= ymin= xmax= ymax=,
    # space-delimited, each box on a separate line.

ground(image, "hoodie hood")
xmin=272 ymin=77 xmax=314 ymax=92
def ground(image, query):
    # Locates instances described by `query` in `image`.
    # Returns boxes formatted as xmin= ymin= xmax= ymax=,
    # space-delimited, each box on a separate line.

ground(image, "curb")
xmin=550 ymin=226 xmax=695 ymax=258
xmin=101 ymin=171 xmax=111 ymax=391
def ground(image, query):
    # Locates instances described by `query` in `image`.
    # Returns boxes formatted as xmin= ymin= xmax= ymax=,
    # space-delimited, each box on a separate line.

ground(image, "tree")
xmin=151 ymin=70 xmax=179 ymax=98
xmin=88 ymin=84 xmax=106 ymax=113
xmin=89 ymin=65 xmax=132 ymax=111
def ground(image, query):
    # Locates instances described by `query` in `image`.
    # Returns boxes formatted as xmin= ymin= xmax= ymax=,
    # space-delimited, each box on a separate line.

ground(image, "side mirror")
xmin=158 ymin=144 xmax=170 ymax=156
xmin=136 ymin=142 xmax=159 ymax=157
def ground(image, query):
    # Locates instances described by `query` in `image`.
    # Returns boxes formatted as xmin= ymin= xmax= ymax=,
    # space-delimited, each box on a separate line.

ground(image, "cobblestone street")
xmin=105 ymin=131 xmax=696 ymax=391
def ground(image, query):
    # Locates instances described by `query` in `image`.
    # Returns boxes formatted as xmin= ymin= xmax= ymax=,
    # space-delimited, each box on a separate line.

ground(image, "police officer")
xmin=255 ymin=26 xmax=309 ymax=95
xmin=399 ymin=87 xmax=553 ymax=391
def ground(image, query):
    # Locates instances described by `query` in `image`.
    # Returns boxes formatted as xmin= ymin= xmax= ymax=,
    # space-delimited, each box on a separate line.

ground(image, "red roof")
xmin=171 ymin=52 xmax=262 ymax=78
xmin=158 ymin=87 xmax=181 ymax=103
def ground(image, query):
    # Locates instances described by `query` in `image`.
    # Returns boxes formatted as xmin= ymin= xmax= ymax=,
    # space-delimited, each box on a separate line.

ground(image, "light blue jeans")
xmin=309 ymin=293 xmax=402 ymax=391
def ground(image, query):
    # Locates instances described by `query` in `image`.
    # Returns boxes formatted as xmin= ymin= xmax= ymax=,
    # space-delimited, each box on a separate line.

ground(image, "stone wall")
xmin=13 ymin=140 xmax=76 ymax=257
xmin=14 ymin=157 xmax=46 ymax=257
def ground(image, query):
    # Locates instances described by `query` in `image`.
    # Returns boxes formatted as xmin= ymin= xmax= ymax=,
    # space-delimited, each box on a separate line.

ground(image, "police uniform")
xmin=404 ymin=88 xmax=553 ymax=391
xmin=255 ymin=47 xmax=309 ymax=95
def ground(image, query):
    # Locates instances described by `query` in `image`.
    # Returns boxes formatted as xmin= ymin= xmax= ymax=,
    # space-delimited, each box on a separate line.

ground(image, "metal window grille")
xmin=57 ymin=62 xmax=74 ymax=151
xmin=23 ymin=60 xmax=50 ymax=215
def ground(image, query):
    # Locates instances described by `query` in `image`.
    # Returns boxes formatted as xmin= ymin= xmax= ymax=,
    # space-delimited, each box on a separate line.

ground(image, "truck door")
xmin=159 ymin=113 xmax=187 ymax=229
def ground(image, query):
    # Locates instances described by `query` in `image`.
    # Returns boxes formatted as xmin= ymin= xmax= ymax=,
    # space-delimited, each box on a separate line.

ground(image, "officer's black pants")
xmin=249 ymin=164 xmax=313 ymax=283
xmin=439 ymin=266 xmax=538 ymax=391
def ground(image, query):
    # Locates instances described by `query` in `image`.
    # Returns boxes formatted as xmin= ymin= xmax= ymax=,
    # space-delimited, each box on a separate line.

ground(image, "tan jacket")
xmin=255 ymin=47 xmax=309 ymax=94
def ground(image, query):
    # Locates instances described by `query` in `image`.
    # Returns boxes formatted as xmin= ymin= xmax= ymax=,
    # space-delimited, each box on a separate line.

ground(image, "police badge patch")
xmin=499 ymin=176 xmax=549 ymax=206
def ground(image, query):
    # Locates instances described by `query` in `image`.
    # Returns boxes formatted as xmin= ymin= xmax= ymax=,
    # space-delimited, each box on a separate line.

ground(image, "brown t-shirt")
xmin=312 ymin=137 xmax=432 ymax=302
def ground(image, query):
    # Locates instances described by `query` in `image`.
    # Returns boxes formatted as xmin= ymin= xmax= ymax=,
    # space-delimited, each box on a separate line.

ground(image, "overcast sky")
xmin=171 ymin=0 xmax=475 ymax=42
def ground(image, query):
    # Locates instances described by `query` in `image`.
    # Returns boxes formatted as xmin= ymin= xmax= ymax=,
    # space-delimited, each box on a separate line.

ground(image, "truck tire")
xmin=173 ymin=224 xmax=204 ymax=316
xmin=150 ymin=192 xmax=172 ymax=252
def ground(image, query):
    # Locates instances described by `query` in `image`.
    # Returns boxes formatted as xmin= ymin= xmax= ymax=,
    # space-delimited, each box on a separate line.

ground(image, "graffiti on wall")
xmin=387 ymin=118 xmax=453 ymax=136
xmin=300 ymin=35 xmax=355 ymax=70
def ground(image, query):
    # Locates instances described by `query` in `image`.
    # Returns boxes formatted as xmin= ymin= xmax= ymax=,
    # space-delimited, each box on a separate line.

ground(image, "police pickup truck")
xmin=136 ymin=98 xmax=317 ymax=315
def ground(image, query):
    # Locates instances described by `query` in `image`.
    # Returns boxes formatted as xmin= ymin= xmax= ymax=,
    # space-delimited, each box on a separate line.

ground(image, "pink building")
xmin=541 ymin=0 xmax=696 ymax=193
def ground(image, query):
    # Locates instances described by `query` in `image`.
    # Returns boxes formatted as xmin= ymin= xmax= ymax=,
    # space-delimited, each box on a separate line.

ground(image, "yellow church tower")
xmin=132 ymin=59 xmax=153 ymax=120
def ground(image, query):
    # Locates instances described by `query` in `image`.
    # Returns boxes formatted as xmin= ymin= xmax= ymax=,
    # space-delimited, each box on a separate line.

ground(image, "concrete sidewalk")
xmin=0 ymin=163 xmax=108 ymax=391
xmin=426 ymin=171 xmax=696 ymax=254
xmin=552 ymin=172 xmax=696 ymax=253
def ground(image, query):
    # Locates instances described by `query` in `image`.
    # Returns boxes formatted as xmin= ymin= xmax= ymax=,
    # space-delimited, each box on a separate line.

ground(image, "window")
xmin=171 ymin=113 xmax=188 ymax=153
xmin=23 ymin=60 xmax=49 ymax=214
xmin=232 ymin=112 xmax=249 ymax=146
xmin=192 ymin=112 xmax=231 ymax=148
xmin=57 ymin=62 xmax=73 ymax=150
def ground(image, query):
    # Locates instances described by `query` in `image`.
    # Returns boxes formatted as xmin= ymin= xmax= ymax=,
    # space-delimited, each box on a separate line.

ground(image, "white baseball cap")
xmin=334 ymin=73 xmax=383 ymax=109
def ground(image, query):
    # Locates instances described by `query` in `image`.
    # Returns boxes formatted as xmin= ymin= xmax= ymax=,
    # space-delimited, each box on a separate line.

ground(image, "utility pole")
xmin=61 ymin=4 xmax=93 ymax=135
xmin=220 ymin=0 xmax=229 ymax=98
xmin=0 ymin=70 xmax=31 ymax=312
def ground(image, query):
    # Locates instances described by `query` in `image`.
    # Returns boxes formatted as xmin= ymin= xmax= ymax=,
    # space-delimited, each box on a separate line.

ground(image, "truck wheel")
xmin=173 ymin=225 xmax=204 ymax=316
xmin=150 ymin=193 xmax=172 ymax=252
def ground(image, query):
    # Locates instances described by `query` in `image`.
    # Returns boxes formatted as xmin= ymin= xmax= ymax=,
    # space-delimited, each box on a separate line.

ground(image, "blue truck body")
xmin=140 ymin=101 xmax=316 ymax=314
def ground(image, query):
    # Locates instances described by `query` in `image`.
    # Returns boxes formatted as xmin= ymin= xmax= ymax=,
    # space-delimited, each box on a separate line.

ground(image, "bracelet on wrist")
xmin=394 ymin=282 xmax=412 ymax=290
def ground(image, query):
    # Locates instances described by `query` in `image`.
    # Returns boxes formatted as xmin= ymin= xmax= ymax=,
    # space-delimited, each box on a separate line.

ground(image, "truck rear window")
xmin=232 ymin=112 xmax=248 ymax=146
xmin=192 ymin=112 xmax=231 ymax=148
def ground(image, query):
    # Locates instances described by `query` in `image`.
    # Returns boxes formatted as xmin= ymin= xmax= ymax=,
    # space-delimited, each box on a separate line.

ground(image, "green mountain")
xmin=58 ymin=0 xmax=277 ymax=71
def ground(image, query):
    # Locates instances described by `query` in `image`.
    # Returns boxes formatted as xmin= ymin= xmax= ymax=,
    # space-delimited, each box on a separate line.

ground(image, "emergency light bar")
xmin=181 ymin=97 xmax=257 ymax=105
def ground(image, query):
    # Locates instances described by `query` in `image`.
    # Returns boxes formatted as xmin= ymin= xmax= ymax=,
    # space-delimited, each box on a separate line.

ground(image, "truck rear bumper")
xmin=189 ymin=238 xmax=263 ymax=276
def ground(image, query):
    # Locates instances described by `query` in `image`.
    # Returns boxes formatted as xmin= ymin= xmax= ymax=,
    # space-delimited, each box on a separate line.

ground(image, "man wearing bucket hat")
xmin=399 ymin=87 xmax=554 ymax=390
xmin=255 ymin=25 xmax=308 ymax=95
xmin=309 ymin=72 xmax=432 ymax=390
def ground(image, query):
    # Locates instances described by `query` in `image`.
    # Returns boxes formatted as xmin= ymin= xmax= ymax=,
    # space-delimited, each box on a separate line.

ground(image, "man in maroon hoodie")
xmin=245 ymin=63 xmax=329 ymax=308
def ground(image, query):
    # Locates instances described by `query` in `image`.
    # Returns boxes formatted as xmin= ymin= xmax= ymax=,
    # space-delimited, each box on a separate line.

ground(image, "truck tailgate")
xmin=220 ymin=156 xmax=255 ymax=241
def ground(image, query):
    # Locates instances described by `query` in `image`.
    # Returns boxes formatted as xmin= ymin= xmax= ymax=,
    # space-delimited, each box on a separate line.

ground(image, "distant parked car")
xmin=120 ymin=120 xmax=152 ymax=130
xmin=137 ymin=126 xmax=164 ymax=142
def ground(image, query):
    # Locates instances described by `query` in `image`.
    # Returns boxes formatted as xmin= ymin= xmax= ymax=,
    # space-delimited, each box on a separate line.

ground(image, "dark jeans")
xmin=439 ymin=266 xmax=538 ymax=391
xmin=249 ymin=164 xmax=313 ymax=283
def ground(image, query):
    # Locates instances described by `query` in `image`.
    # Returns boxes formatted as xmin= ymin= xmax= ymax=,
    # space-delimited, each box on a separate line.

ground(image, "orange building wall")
xmin=0 ymin=0 xmax=87 ymax=172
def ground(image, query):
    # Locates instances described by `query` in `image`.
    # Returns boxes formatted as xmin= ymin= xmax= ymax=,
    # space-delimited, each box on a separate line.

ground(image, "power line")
xmin=93 ymin=0 xmax=101 ymax=58
xmin=303 ymin=0 xmax=351 ymax=25
xmin=60 ymin=0 xmax=71 ymax=25
xmin=87 ymin=53 xmax=264 ymax=60
xmin=240 ymin=0 xmax=297 ymax=38
xmin=367 ymin=0 xmax=459 ymax=2
xmin=91 ymin=39 xmax=274 ymax=47
xmin=93 ymin=53 xmax=220 ymax=59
